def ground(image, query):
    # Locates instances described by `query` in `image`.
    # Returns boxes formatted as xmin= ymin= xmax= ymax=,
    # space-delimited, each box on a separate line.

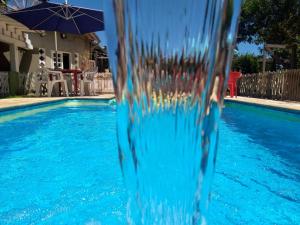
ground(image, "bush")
xmin=232 ymin=54 xmax=259 ymax=74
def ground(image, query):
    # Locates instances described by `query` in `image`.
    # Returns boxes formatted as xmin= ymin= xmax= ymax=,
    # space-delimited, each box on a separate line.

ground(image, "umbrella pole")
xmin=54 ymin=31 xmax=58 ymax=69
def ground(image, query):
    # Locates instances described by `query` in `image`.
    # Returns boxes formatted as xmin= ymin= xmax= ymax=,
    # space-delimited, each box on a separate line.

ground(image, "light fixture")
xmin=40 ymin=31 xmax=46 ymax=37
xmin=91 ymin=40 xmax=98 ymax=46
xmin=60 ymin=33 xmax=67 ymax=39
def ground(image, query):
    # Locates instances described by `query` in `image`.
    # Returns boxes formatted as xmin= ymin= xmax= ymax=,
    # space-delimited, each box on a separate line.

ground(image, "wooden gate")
xmin=237 ymin=69 xmax=300 ymax=101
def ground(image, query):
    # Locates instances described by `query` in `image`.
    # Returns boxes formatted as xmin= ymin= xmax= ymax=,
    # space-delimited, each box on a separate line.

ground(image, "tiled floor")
xmin=0 ymin=94 xmax=115 ymax=111
xmin=225 ymin=96 xmax=300 ymax=112
xmin=0 ymin=95 xmax=299 ymax=112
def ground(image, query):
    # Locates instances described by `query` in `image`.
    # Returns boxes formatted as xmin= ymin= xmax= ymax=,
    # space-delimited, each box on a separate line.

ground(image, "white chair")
xmin=79 ymin=67 xmax=98 ymax=96
xmin=35 ymin=68 xmax=51 ymax=97
xmin=35 ymin=68 xmax=69 ymax=97
xmin=48 ymin=69 xmax=69 ymax=97
xmin=103 ymin=70 xmax=114 ymax=93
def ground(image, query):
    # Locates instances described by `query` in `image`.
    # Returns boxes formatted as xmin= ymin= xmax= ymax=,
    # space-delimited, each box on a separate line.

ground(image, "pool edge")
xmin=0 ymin=96 xmax=115 ymax=113
xmin=224 ymin=97 xmax=300 ymax=114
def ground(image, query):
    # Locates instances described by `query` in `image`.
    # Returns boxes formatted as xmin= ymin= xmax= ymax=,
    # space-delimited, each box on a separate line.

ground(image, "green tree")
xmin=238 ymin=0 xmax=300 ymax=68
xmin=232 ymin=54 xmax=259 ymax=74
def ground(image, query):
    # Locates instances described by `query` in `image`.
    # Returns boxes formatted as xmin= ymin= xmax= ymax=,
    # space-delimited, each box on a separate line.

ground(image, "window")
xmin=51 ymin=51 xmax=71 ymax=69
xmin=74 ymin=53 xmax=79 ymax=68
xmin=52 ymin=52 xmax=62 ymax=69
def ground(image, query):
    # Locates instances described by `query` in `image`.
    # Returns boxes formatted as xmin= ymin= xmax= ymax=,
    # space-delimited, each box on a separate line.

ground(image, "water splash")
xmin=103 ymin=0 xmax=242 ymax=224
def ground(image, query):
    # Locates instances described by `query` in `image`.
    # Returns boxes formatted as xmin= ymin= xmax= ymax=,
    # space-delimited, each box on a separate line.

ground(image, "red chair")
xmin=228 ymin=71 xmax=241 ymax=98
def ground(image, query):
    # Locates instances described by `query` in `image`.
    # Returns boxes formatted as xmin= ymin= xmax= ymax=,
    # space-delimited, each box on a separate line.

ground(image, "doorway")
xmin=63 ymin=53 xmax=70 ymax=69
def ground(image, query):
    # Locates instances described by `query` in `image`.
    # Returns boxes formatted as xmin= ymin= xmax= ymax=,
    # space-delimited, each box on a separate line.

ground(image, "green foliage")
xmin=238 ymin=0 xmax=300 ymax=69
xmin=232 ymin=54 xmax=259 ymax=74
xmin=238 ymin=0 xmax=300 ymax=45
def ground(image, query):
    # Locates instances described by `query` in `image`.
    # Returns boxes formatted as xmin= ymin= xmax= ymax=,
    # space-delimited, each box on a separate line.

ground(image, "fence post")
xmin=281 ymin=71 xmax=285 ymax=100
xmin=266 ymin=72 xmax=271 ymax=99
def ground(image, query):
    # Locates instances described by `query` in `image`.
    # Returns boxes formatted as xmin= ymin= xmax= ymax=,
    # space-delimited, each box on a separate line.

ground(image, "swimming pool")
xmin=0 ymin=100 xmax=299 ymax=224
xmin=210 ymin=102 xmax=300 ymax=225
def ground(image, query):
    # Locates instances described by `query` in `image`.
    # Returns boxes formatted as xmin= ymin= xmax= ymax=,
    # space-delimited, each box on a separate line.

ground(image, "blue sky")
xmin=238 ymin=42 xmax=262 ymax=55
xmin=54 ymin=0 xmax=261 ymax=56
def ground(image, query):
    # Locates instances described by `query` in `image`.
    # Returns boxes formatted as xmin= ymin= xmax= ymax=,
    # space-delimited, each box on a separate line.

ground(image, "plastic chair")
xmin=48 ymin=69 xmax=69 ymax=97
xmin=35 ymin=68 xmax=51 ymax=96
xmin=228 ymin=71 xmax=241 ymax=98
xmin=79 ymin=67 xmax=98 ymax=96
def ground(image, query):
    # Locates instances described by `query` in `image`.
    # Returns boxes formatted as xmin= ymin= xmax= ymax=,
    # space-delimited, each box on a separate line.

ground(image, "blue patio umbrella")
xmin=5 ymin=0 xmax=104 ymax=67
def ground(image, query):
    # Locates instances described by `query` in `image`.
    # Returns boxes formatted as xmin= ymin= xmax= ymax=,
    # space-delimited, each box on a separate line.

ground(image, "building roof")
xmin=84 ymin=33 xmax=100 ymax=43
xmin=0 ymin=14 xmax=32 ymax=49
xmin=0 ymin=14 xmax=100 ymax=47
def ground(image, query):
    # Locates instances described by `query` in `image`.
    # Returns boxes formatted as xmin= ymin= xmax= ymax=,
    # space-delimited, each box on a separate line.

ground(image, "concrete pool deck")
xmin=0 ymin=94 xmax=115 ymax=111
xmin=225 ymin=96 xmax=300 ymax=112
xmin=0 ymin=95 xmax=299 ymax=113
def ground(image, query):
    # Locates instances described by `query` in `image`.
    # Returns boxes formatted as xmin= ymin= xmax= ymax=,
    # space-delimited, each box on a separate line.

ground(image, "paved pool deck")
xmin=225 ymin=96 xmax=300 ymax=112
xmin=0 ymin=95 xmax=299 ymax=113
xmin=0 ymin=94 xmax=115 ymax=111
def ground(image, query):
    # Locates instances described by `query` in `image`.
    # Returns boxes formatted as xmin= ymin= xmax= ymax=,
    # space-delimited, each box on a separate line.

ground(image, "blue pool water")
xmin=0 ymin=100 xmax=299 ymax=224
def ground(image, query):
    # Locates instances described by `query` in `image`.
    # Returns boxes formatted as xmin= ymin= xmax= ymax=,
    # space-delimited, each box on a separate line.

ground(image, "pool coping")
xmin=1 ymin=95 xmax=299 ymax=114
xmin=0 ymin=94 xmax=115 ymax=112
xmin=224 ymin=96 xmax=300 ymax=114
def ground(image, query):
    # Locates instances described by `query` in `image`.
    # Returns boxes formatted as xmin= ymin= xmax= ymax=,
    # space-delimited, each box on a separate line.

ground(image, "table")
xmin=61 ymin=69 xmax=82 ymax=95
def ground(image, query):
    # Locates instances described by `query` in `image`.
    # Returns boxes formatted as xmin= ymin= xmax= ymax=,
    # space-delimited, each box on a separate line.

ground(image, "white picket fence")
xmin=94 ymin=73 xmax=114 ymax=94
xmin=0 ymin=72 xmax=9 ymax=97
xmin=0 ymin=71 xmax=114 ymax=97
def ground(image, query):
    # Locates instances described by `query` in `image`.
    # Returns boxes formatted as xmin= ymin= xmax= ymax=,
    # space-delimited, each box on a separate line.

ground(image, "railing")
xmin=0 ymin=71 xmax=38 ymax=97
xmin=19 ymin=72 xmax=36 ymax=94
xmin=237 ymin=69 xmax=300 ymax=101
xmin=94 ymin=73 xmax=114 ymax=94
xmin=0 ymin=72 xmax=9 ymax=97
xmin=1 ymin=71 xmax=114 ymax=96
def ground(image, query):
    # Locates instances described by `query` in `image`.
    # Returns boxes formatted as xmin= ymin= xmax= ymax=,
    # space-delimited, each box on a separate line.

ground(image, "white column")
xmin=10 ymin=44 xmax=19 ymax=72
